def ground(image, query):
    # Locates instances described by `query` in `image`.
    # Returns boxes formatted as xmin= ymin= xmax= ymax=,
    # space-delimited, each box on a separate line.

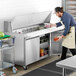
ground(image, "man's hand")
xmin=44 ymin=23 xmax=56 ymax=28
xmin=57 ymin=35 xmax=64 ymax=41
xmin=54 ymin=35 xmax=64 ymax=42
xmin=58 ymin=36 xmax=62 ymax=40
xmin=50 ymin=24 xmax=56 ymax=27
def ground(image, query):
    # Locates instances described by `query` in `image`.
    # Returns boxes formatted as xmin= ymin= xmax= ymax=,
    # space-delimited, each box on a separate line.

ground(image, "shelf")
xmin=40 ymin=42 xmax=48 ymax=49
xmin=40 ymin=54 xmax=48 ymax=60
xmin=0 ymin=61 xmax=13 ymax=70
xmin=0 ymin=45 xmax=14 ymax=51
xmin=40 ymin=41 xmax=48 ymax=44
xmin=40 ymin=42 xmax=48 ymax=45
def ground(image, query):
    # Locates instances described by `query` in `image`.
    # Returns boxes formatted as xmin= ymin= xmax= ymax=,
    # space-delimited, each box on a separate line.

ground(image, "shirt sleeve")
xmin=56 ymin=22 xmax=62 ymax=27
xmin=62 ymin=17 xmax=71 ymax=36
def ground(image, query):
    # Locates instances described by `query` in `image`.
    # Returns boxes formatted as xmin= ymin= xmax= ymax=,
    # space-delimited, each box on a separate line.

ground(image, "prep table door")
xmin=25 ymin=37 xmax=39 ymax=65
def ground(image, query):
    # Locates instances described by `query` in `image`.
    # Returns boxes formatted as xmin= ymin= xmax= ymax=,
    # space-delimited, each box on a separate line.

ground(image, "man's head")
xmin=55 ymin=7 xmax=63 ymax=17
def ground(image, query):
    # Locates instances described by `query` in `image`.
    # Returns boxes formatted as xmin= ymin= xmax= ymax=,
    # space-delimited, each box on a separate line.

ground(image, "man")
xmin=49 ymin=7 xmax=76 ymax=60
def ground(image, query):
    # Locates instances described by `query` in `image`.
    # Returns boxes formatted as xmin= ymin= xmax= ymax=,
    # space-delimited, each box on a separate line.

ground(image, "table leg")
xmin=62 ymin=68 xmax=66 ymax=76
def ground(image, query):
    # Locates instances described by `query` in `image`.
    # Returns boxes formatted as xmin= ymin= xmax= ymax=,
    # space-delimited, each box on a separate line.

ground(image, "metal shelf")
xmin=0 ymin=61 xmax=13 ymax=70
xmin=0 ymin=45 xmax=14 ymax=51
xmin=40 ymin=54 xmax=48 ymax=60
xmin=40 ymin=42 xmax=48 ymax=49
xmin=0 ymin=37 xmax=17 ymax=74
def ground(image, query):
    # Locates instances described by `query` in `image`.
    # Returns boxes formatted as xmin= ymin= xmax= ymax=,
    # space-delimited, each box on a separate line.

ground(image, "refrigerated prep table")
xmin=4 ymin=11 xmax=64 ymax=69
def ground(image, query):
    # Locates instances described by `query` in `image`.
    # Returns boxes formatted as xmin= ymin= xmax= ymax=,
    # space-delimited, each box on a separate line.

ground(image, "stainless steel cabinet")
xmin=51 ymin=30 xmax=71 ymax=55
xmin=25 ymin=37 xmax=39 ymax=65
xmin=51 ymin=30 xmax=64 ymax=55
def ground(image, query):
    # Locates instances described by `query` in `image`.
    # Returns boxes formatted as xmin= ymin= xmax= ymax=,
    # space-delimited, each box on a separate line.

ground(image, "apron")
xmin=62 ymin=26 xmax=75 ymax=49
xmin=60 ymin=21 xmax=75 ymax=49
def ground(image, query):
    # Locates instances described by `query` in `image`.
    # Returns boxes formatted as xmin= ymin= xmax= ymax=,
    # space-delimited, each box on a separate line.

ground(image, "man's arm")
xmin=50 ymin=22 xmax=62 ymax=27
xmin=56 ymin=22 xmax=62 ymax=27
xmin=62 ymin=17 xmax=70 ymax=36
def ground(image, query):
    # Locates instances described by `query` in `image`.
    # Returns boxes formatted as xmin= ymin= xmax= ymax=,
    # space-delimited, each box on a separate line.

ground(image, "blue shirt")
xmin=56 ymin=12 xmax=76 ymax=36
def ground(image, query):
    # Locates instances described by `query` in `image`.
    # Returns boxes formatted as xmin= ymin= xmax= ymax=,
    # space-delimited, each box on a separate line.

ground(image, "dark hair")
xmin=55 ymin=7 xmax=63 ymax=13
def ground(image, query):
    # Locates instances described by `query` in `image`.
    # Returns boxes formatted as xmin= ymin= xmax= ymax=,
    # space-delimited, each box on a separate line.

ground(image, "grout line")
xmin=38 ymin=68 xmax=62 ymax=75
xmin=38 ymin=68 xmax=69 ymax=76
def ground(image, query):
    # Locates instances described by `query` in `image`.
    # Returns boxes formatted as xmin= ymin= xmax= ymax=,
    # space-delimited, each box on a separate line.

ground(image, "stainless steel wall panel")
xmin=63 ymin=0 xmax=76 ymax=21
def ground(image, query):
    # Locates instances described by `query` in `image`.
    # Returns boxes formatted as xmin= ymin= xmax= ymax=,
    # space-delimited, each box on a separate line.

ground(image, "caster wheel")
xmin=12 ymin=67 xmax=17 ymax=74
xmin=58 ymin=55 xmax=60 ymax=56
xmin=23 ymin=66 xmax=28 ymax=70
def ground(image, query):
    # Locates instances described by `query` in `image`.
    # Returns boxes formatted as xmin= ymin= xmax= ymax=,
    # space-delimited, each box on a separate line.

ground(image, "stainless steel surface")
xmin=25 ymin=34 xmax=51 ymax=65
xmin=25 ymin=37 xmax=39 ymax=65
xmin=62 ymin=0 xmax=66 ymax=11
xmin=40 ymin=42 xmax=48 ymax=49
xmin=62 ymin=68 xmax=66 ymax=76
xmin=63 ymin=0 xmax=76 ymax=20
xmin=5 ymin=31 xmax=52 ymax=67
xmin=4 ymin=21 xmax=12 ymax=32
xmin=4 ymin=29 xmax=64 ymax=68
xmin=0 ymin=62 xmax=13 ymax=70
xmin=4 ymin=11 xmax=51 ymax=33
xmin=39 ymin=34 xmax=51 ymax=59
xmin=67 ymin=10 xmax=76 ymax=13
xmin=56 ymin=56 xmax=76 ymax=76
xmin=0 ymin=38 xmax=15 ymax=71
xmin=5 ymin=33 xmax=26 ymax=66
xmin=22 ymin=25 xmax=39 ymax=34
xmin=40 ymin=54 xmax=48 ymax=60
xmin=17 ymin=24 xmax=46 ymax=34
xmin=14 ymin=34 xmax=25 ymax=66
xmin=3 ymin=46 xmax=14 ymax=63
xmin=3 ymin=11 xmax=56 ymax=68
xmin=66 ymin=1 xmax=76 ymax=4
xmin=51 ymin=30 xmax=64 ymax=54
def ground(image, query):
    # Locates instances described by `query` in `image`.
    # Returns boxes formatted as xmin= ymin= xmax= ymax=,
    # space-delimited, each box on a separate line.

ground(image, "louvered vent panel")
xmin=65 ymin=0 xmax=76 ymax=21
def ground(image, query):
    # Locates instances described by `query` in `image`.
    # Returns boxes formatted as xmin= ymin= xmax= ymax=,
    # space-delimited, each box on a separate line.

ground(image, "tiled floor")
xmin=2 ymin=55 xmax=76 ymax=76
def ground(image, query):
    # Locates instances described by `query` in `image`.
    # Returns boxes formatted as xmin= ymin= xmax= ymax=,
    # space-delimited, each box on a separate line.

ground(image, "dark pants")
xmin=61 ymin=46 xmax=76 ymax=60
xmin=75 ymin=33 xmax=76 ymax=46
xmin=61 ymin=33 xmax=76 ymax=60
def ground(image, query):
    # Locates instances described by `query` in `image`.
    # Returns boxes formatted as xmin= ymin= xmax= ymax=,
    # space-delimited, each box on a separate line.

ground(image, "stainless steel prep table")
xmin=4 ymin=11 xmax=64 ymax=69
xmin=56 ymin=55 xmax=76 ymax=76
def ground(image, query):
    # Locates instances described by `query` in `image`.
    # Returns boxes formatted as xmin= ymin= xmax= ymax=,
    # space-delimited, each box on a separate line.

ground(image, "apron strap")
xmin=60 ymin=21 xmax=65 ymax=29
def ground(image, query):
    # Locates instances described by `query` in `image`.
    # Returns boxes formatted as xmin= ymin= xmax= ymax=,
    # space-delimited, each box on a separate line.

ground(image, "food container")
xmin=44 ymin=23 xmax=50 ymax=28
xmin=40 ymin=49 xmax=44 ymax=57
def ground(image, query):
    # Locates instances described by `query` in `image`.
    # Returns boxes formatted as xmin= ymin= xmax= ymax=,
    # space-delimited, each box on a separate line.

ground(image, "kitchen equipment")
xmin=4 ymin=11 xmax=51 ymax=69
xmin=4 ymin=11 xmax=64 ymax=69
xmin=0 ymin=37 xmax=17 ymax=75
xmin=40 ymin=34 xmax=50 ymax=58
xmin=51 ymin=30 xmax=64 ymax=55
